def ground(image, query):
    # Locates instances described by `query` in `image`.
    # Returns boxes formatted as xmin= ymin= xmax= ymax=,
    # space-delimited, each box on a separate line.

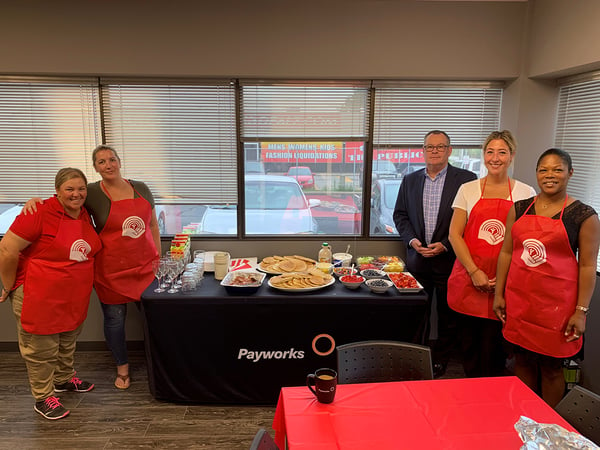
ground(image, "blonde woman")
xmin=448 ymin=131 xmax=535 ymax=377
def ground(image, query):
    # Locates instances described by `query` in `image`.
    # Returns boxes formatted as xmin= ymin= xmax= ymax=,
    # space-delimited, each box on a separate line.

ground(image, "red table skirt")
xmin=273 ymin=377 xmax=575 ymax=449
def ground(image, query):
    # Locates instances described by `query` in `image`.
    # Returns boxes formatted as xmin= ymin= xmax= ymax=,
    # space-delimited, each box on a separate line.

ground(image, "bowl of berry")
xmin=333 ymin=266 xmax=358 ymax=278
xmin=360 ymin=268 xmax=386 ymax=280
xmin=339 ymin=274 xmax=365 ymax=290
xmin=365 ymin=278 xmax=394 ymax=294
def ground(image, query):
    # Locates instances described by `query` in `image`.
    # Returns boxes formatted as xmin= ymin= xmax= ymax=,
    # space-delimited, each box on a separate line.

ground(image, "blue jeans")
xmin=101 ymin=303 xmax=130 ymax=366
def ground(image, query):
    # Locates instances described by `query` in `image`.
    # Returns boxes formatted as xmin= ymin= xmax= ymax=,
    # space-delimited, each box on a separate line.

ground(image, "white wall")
xmin=0 ymin=0 xmax=526 ymax=79
xmin=527 ymin=0 xmax=600 ymax=78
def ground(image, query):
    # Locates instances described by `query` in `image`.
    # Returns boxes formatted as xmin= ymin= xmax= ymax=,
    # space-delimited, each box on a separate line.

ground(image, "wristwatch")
xmin=576 ymin=305 xmax=590 ymax=315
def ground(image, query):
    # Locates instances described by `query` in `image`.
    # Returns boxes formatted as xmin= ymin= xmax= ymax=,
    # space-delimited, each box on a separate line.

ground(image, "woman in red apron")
xmin=448 ymin=131 xmax=535 ymax=377
xmin=494 ymin=149 xmax=599 ymax=407
xmin=0 ymin=168 xmax=101 ymax=420
xmin=89 ymin=146 xmax=160 ymax=389
xmin=23 ymin=147 xmax=161 ymax=390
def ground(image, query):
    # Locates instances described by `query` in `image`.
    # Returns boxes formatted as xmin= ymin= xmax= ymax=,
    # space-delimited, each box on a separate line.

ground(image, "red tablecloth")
xmin=273 ymin=376 xmax=575 ymax=449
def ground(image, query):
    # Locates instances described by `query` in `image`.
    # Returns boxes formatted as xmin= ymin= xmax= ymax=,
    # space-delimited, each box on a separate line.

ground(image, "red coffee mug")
xmin=307 ymin=368 xmax=337 ymax=404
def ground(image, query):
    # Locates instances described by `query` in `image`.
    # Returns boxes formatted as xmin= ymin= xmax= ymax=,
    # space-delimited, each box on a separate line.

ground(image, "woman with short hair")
xmin=494 ymin=148 xmax=599 ymax=406
xmin=0 ymin=168 xmax=101 ymax=420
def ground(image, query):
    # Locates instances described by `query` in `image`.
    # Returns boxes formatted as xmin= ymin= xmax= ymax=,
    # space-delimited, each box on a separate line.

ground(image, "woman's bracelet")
xmin=575 ymin=305 xmax=590 ymax=315
xmin=467 ymin=268 xmax=480 ymax=277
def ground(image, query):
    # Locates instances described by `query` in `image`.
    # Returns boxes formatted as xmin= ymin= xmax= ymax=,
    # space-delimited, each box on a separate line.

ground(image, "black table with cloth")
xmin=140 ymin=275 xmax=427 ymax=404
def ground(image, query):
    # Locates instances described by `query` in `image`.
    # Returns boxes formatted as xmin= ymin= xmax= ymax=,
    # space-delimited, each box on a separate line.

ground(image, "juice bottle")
xmin=318 ymin=243 xmax=332 ymax=263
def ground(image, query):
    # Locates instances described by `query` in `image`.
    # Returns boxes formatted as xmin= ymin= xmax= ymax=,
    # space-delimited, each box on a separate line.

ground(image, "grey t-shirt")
xmin=86 ymin=180 xmax=155 ymax=232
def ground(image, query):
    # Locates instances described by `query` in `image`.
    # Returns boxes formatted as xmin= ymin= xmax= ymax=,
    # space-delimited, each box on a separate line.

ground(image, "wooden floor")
xmin=0 ymin=349 xmax=465 ymax=450
xmin=0 ymin=350 xmax=276 ymax=450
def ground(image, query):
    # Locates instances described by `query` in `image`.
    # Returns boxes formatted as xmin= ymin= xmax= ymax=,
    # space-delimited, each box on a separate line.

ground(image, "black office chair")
xmin=555 ymin=385 xmax=600 ymax=445
xmin=249 ymin=428 xmax=279 ymax=450
xmin=336 ymin=340 xmax=433 ymax=384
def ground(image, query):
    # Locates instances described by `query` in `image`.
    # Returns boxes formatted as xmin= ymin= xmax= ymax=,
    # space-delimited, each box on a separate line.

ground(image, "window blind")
xmin=0 ymin=77 xmax=101 ymax=202
xmin=372 ymin=81 xmax=503 ymax=146
xmin=101 ymin=79 xmax=237 ymax=204
xmin=240 ymin=80 xmax=371 ymax=140
xmin=555 ymin=73 xmax=600 ymax=271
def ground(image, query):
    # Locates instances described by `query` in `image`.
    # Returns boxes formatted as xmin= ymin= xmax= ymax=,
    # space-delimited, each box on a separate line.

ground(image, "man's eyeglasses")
xmin=423 ymin=144 xmax=449 ymax=153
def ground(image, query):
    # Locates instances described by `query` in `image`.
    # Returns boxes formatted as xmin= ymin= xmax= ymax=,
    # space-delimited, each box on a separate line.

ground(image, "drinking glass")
xmin=185 ymin=263 xmax=203 ymax=284
xmin=166 ymin=260 xmax=180 ymax=293
xmin=193 ymin=249 xmax=206 ymax=264
xmin=181 ymin=271 xmax=197 ymax=292
xmin=174 ymin=256 xmax=185 ymax=288
xmin=152 ymin=259 xmax=166 ymax=293
xmin=159 ymin=257 xmax=171 ymax=288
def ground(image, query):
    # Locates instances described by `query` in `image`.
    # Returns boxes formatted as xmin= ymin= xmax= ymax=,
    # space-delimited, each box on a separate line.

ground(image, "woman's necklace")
xmin=537 ymin=196 xmax=565 ymax=209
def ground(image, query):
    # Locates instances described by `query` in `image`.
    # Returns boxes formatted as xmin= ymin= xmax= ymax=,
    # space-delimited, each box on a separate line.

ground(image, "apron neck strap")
xmin=526 ymin=194 xmax=569 ymax=218
xmin=559 ymin=194 xmax=569 ymax=219
xmin=100 ymin=179 xmax=134 ymax=201
xmin=480 ymin=176 xmax=513 ymax=201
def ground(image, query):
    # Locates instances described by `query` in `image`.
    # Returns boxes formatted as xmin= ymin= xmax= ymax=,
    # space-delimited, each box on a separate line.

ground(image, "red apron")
xmin=21 ymin=207 xmax=101 ymax=335
xmin=94 ymin=181 xmax=158 ymax=304
xmin=503 ymin=197 xmax=581 ymax=358
xmin=448 ymin=179 xmax=513 ymax=320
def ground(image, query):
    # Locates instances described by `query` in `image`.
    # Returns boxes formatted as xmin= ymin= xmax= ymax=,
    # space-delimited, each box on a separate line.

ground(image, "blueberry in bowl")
xmin=365 ymin=278 xmax=393 ymax=294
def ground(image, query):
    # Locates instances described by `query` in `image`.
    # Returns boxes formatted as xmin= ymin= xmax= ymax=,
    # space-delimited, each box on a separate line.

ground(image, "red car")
xmin=285 ymin=166 xmax=315 ymax=189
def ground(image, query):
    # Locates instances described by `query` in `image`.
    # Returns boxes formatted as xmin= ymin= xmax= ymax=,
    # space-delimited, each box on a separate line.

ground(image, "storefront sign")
xmin=261 ymin=142 xmax=343 ymax=163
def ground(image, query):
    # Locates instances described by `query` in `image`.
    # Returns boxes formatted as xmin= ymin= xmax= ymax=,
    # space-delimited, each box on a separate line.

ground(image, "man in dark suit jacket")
xmin=393 ymin=130 xmax=477 ymax=377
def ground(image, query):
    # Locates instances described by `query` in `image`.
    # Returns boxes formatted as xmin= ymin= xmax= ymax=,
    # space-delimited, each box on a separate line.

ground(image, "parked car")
xmin=360 ymin=159 xmax=399 ymax=186
xmin=400 ymin=163 xmax=426 ymax=178
xmin=371 ymin=160 xmax=398 ymax=180
xmin=462 ymin=158 xmax=483 ymax=177
xmin=198 ymin=175 xmax=320 ymax=235
xmin=285 ymin=166 xmax=315 ymax=189
xmin=0 ymin=204 xmax=23 ymax=234
xmin=370 ymin=179 xmax=402 ymax=235
xmin=245 ymin=161 xmax=266 ymax=174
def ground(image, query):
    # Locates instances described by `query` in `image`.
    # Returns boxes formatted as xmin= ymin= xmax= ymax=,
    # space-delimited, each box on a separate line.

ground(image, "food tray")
xmin=356 ymin=255 xmax=403 ymax=271
xmin=386 ymin=272 xmax=424 ymax=293
xmin=220 ymin=271 xmax=266 ymax=295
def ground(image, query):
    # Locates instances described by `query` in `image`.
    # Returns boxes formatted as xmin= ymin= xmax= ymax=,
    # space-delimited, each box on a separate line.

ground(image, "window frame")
xmin=0 ymin=76 xmax=102 ymax=201
xmin=0 ymin=76 xmax=507 ymax=240
xmin=555 ymin=71 xmax=600 ymax=272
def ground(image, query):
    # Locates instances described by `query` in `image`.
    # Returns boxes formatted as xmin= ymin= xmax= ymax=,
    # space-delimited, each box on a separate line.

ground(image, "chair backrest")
xmin=555 ymin=385 xmax=600 ymax=444
xmin=336 ymin=340 xmax=433 ymax=384
xmin=249 ymin=428 xmax=279 ymax=450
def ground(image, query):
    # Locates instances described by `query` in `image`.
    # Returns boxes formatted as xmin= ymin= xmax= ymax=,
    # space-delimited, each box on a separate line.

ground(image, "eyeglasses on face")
xmin=423 ymin=144 xmax=449 ymax=153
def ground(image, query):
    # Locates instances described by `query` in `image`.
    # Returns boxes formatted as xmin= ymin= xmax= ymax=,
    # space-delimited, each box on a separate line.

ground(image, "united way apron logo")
xmin=521 ymin=238 xmax=547 ymax=267
xmin=122 ymin=216 xmax=145 ymax=238
xmin=478 ymin=219 xmax=505 ymax=245
xmin=69 ymin=239 xmax=92 ymax=262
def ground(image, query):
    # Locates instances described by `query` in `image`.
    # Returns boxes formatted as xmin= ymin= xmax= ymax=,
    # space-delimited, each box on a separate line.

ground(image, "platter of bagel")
xmin=267 ymin=267 xmax=335 ymax=292
xmin=258 ymin=255 xmax=317 ymax=275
